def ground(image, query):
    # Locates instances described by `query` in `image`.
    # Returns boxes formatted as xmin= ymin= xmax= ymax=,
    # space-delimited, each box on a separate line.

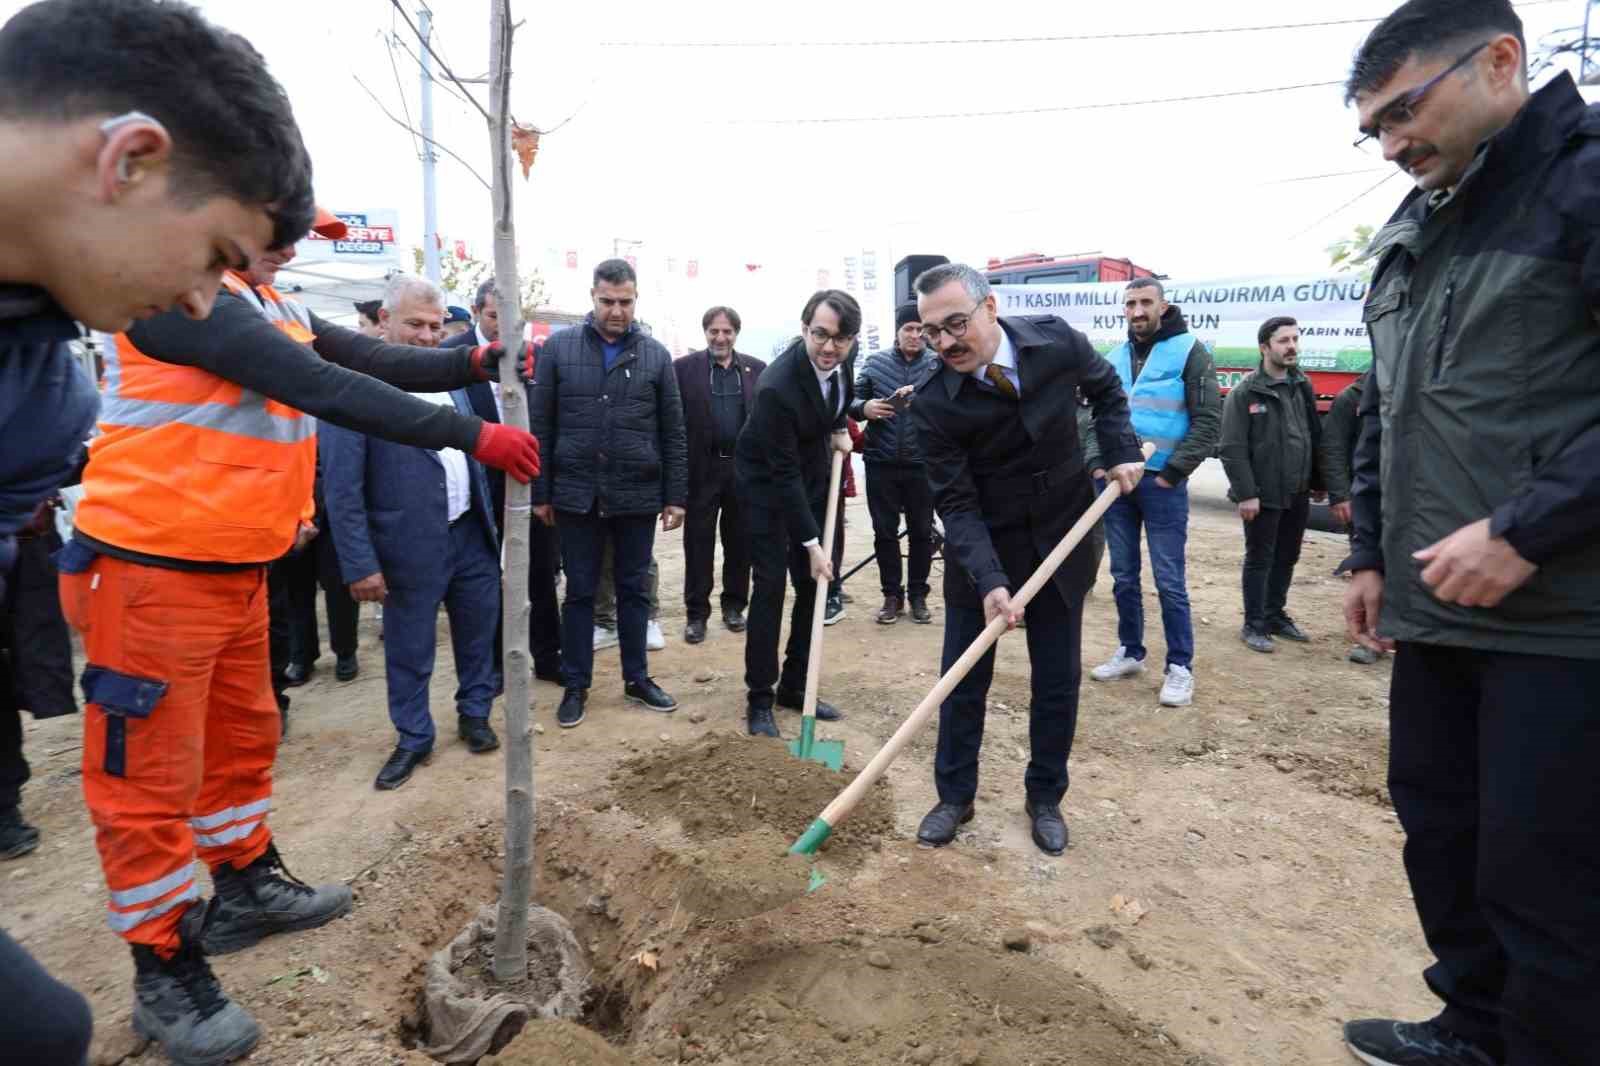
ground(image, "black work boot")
xmin=0 ymin=805 xmax=40 ymax=860
xmin=908 ymin=595 xmax=933 ymax=624
xmin=875 ymin=594 xmax=903 ymax=625
xmin=746 ymin=703 xmax=781 ymax=739
xmin=201 ymin=842 xmax=352 ymax=956
xmin=132 ymin=900 xmax=261 ymax=1066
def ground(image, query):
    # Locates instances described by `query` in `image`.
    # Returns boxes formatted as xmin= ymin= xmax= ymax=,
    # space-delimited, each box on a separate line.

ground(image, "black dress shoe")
xmin=1024 ymin=799 xmax=1068 ymax=856
xmin=374 ymin=747 xmax=429 ymax=791
xmin=534 ymin=665 xmax=565 ymax=685
xmin=1267 ymin=616 xmax=1311 ymax=642
xmin=722 ymin=607 xmax=747 ymax=633
xmin=557 ymin=688 xmax=588 ymax=728
xmin=282 ymin=661 xmax=314 ymax=688
xmin=746 ymin=704 xmax=781 ymax=738
xmin=335 ymin=654 xmax=359 ymax=682
xmin=908 ymin=596 xmax=933 ymax=624
xmin=625 ymin=677 xmax=677 ymax=712
xmin=916 ymin=801 xmax=975 ymax=847
xmin=458 ymin=715 xmax=499 ymax=753
xmin=684 ymin=618 xmax=707 ymax=644
xmin=775 ymin=688 xmax=843 ymax=721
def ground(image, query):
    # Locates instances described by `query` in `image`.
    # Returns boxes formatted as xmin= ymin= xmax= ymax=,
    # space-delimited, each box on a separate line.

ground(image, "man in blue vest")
xmin=1089 ymin=278 xmax=1220 ymax=708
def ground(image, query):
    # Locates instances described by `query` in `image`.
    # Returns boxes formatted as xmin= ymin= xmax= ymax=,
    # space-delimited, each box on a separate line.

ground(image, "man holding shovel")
xmin=911 ymin=264 xmax=1143 ymax=856
xmin=735 ymin=290 xmax=858 ymax=739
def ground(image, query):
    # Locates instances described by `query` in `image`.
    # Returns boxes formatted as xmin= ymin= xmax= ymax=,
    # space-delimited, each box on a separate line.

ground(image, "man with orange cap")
xmin=59 ymin=206 xmax=539 ymax=1064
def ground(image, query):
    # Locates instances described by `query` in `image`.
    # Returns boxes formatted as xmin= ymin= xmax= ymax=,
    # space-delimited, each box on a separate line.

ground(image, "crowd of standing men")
xmin=0 ymin=1 xmax=1596 ymax=1065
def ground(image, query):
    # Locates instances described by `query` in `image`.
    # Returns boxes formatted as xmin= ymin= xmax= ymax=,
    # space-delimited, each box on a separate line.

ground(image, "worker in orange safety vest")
xmin=60 ymin=206 xmax=538 ymax=1065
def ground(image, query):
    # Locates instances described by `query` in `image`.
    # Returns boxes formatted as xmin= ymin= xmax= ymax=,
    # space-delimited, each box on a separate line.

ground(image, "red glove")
xmin=473 ymin=422 xmax=541 ymax=483
xmin=469 ymin=341 xmax=537 ymax=384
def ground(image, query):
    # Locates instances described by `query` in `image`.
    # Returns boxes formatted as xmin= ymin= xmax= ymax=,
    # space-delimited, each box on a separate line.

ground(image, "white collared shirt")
xmin=971 ymin=328 xmax=1022 ymax=397
xmin=415 ymin=393 xmax=472 ymax=523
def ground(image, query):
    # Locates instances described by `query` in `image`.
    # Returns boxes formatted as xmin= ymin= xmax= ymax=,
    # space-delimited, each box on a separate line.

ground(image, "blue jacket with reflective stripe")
xmin=1107 ymin=334 xmax=1192 ymax=472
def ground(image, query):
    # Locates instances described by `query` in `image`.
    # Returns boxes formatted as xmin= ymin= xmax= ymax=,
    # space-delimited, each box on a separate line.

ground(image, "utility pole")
xmin=1583 ymin=0 xmax=1597 ymax=85
xmin=418 ymin=7 xmax=441 ymax=284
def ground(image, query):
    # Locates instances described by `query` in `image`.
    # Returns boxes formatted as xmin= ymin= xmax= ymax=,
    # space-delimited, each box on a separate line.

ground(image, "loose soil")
xmin=610 ymin=732 xmax=896 ymax=857
xmin=1 ymin=463 xmax=1432 ymax=1065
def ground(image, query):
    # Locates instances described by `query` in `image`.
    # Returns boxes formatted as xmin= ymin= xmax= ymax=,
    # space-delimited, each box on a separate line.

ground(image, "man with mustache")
xmin=1338 ymin=1 xmax=1600 ymax=1064
xmin=910 ymin=263 xmax=1143 ymax=857
xmin=735 ymin=290 xmax=858 ymax=738
xmin=1219 ymin=316 xmax=1323 ymax=653
xmin=674 ymin=305 xmax=765 ymax=644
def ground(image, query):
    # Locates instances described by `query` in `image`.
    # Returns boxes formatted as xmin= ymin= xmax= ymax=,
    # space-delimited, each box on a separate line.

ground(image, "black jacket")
xmin=673 ymin=349 xmax=767 ymax=494
xmin=125 ymin=291 xmax=488 ymax=453
xmin=910 ymin=316 xmax=1141 ymax=610
xmin=1318 ymin=373 xmax=1365 ymax=505
xmin=528 ymin=316 xmax=688 ymax=517
xmin=735 ymin=340 xmax=853 ymax=545
xmin=849 ymin=343 xmax=939 ymax=465
xmin=1220 ymin=365 xmax=1323 ymax=508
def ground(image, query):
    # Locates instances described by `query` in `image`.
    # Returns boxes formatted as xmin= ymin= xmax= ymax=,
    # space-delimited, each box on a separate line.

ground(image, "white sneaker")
xmin=593 ymin=625 xmax=619 ymax=650
xmin=1159 ymin=664 xmax=1194 ymax=707
xmin=646 ymin=619 xmax=666 ymax=651
xmin=1090 ymin=647 xmax=1146 ymax=682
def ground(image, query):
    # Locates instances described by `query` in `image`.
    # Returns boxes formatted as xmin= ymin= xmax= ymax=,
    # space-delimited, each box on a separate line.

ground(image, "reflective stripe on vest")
xmin=1107 ymin=334 xmax=1193 ymax=472
xmin=74 ymin=276 xmax=319 ymax=563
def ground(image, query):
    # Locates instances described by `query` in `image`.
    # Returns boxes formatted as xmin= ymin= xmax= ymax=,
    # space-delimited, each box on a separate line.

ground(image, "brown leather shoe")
xmin=875 ymin=595 xmax=903 ymax=625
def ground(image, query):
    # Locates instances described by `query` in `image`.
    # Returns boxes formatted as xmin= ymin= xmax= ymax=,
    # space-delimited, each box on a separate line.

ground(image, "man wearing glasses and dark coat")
xmin=734 ymin=290 xmax=858 ymax=738
xmin=909 ymin=263 xmax=1144 ymax=858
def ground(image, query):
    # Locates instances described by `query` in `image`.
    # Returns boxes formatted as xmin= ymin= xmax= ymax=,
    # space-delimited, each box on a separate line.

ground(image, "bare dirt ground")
xmin=1 ymin=471 xmax=1432 ymax=1065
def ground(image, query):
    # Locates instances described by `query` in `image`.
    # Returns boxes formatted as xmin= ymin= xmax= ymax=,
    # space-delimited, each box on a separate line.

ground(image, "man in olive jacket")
xmin=1219 ymin=316 xmax=1323 ymax=654
xmin=530 ymin=259 xmax=688 ymax=729
xmin=1338 ymin=4 xmax=1600 ymax=1064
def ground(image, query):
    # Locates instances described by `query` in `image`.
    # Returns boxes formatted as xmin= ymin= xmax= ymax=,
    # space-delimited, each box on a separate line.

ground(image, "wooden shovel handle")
xmin=801 ymin=449 xmax=847 ymax=720
xmin=815 ymin=445 xmax=1152 ymax=830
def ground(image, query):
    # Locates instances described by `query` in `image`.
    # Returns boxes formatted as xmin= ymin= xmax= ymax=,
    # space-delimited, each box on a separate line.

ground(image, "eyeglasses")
xmin=807 ymin=327 xmax=856 ymax=349
xmin=1353 ymin=41 xmax=1488 ymax=151
xmin=921 ymin=301 xmax=984 ymax=345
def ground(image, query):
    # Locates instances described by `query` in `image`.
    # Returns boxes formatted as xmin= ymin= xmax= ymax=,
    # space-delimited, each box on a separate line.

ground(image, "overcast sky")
xmin=12 ymin=0 xmax=1597 ymax=347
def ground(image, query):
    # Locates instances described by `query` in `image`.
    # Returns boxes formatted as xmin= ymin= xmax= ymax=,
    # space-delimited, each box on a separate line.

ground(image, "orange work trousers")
xmin=59 ymin=554 xmax=279 ymax=956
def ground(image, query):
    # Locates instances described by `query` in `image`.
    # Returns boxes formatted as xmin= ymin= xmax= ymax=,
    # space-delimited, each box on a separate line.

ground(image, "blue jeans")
xmin=383 ymin=511 xmax=502 ymax=753
xmin=559 ymin=509 xmax=655 ymax=690
xmin=1101 ymin=472 xmax=1193 ymax=669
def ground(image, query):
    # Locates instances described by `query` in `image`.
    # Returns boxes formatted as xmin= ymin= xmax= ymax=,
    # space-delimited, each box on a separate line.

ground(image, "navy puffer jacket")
xmin=529 ymin=317 xmax=688 ymax=517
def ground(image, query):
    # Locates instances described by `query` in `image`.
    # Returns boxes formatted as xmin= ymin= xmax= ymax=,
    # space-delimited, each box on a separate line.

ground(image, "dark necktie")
xmin=826 ymin=371 xmax=840 ymax=419
xmin=984 ymin=362 xmax=1019 ymax=400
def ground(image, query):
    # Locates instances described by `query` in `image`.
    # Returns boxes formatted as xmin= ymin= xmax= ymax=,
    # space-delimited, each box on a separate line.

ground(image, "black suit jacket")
xmin=911 ymin=315 xmax=1141 ymax=610
xmin=673 ymin=348 xmax=767 ymax=494
xmin=734 ymin=340 xmax=853 ymax=545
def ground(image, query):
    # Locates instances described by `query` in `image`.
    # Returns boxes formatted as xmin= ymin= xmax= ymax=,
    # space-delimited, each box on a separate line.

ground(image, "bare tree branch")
xmin=351 ymin=74 xmax=492 ymax=191
xmin=387 ymin=0 xmax=493 ymax=124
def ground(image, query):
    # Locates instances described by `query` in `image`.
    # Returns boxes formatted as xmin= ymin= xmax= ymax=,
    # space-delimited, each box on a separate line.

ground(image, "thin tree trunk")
xmin=487 ymin=0 xmax=534 ymax=984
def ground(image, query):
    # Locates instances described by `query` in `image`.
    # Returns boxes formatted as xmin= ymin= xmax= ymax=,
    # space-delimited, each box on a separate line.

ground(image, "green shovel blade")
xmin=788 ymin=716 xmax=845 ymax=771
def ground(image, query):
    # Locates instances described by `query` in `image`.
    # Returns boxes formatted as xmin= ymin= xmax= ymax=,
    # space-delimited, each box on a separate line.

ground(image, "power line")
xmin=1289 ymin=170 xmax=1404 ymax=240
xmin=720 ymin=80 xmax=1342 ymax=126
xmin=606 ymin=2 xmax=1565 ymax=49
xmin=1260 ymin=168 xmax=1388 ymax=185
xmin=382 ymin=25 xmax=424 ymax=159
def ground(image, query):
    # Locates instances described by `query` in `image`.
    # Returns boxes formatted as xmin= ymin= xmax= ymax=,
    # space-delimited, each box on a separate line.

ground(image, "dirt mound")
xmin=652 ymin=940 xmax=1207 ymax=1066
xmin=482 ymin=1019 xmax=633 ymax=1065
xmin=611 ymin=734 xmax=895 ymax=857
xmin=673 ymin=826 xmax=817 ymax=921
